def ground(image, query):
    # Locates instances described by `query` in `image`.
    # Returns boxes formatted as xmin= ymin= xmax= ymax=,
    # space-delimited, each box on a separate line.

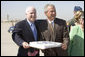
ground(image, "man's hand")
xmin=22 ymin=42 xmax=30 ymax=49
xmin=61 ymin=43 xmax=67 ymax=50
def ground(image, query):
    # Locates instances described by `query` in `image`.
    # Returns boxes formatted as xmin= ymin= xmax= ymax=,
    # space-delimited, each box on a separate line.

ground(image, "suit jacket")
xmin=12 ymin=19 xmax=39 ymax=56
xmin=38 ymin=18 xmax=69 ymax=56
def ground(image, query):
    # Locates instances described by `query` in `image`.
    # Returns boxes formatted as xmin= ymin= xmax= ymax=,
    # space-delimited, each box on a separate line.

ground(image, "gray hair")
xmin=44 ymin=4 xmax=55 ymax=12
xmin=25 ymin=6 xmax=36 ymax=14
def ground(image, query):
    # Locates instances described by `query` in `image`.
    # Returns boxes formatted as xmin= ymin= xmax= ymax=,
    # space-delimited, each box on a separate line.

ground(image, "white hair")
xmin=25 ymin=6 xmax=36 ymax=14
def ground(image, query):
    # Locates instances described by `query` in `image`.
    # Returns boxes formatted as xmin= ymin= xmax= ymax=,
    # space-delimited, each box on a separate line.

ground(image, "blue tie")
xmin=31 ymin=23 xmax=37 ymax=41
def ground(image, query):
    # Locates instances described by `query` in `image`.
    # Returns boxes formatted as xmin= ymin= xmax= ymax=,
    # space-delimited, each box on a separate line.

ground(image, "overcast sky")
xmin=1 ymin=1 xmax=84 ymax=21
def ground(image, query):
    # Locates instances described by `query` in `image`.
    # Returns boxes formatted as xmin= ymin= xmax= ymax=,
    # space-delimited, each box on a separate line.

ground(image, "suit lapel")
xmin=54 ymin=19 xmax=59 ymax=32
xmin=25 ymin=19 xmax=35 ymax=40
xmin=53 ymin=19 xmax=59 ymax=41
xmin=42 ymin=20 xmax=57 ymax=41
xmin=46 ymin=20 xmax=55 ymax=41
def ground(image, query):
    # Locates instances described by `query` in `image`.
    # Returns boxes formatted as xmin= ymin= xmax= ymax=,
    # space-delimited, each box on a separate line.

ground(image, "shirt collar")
xmin=26 ymin=19 xmax=34 ymax=26
xmin=47 ymin=19 xmax=54 ymax=24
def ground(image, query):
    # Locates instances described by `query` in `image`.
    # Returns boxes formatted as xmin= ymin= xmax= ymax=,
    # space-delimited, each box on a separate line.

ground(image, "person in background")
xmin=68 ymin=11 xmax=84 ymax=56
xmin=12 ymin=6 xmax=39 ymax=56
xmin=38 ymin=4 xmax=69 ymax=56
xmin=68 ymin=6 xmax=83 ymax=32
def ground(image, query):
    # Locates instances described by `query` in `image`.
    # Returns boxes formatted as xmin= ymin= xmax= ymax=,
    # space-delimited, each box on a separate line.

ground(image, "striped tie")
xmin=50 ymin=22 xmax=54 ymax=32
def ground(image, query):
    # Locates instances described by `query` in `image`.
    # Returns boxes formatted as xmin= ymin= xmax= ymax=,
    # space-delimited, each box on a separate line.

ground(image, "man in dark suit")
xmin=38 ymin=4 xmax=69 ymax=56
xmin=12 ymin=6 xmax=39 ymax=56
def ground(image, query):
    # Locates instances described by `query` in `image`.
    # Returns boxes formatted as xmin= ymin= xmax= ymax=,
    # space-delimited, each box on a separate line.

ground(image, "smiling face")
xmin=45 ymin=6 xmax=56 ymax=21
xmin=26 ymin=7 xmax=36 ymax=22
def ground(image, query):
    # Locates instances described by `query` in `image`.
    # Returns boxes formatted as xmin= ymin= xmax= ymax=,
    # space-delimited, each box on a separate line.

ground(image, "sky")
xmin=1 ymin=1 xmax=84 ymax=21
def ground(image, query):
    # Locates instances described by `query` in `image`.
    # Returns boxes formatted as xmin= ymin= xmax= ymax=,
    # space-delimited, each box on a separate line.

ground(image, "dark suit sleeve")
xmin=63 ymin=21 xmax=69 ymax=46
xmin=12 ymin=22 xmax=24 ymax=46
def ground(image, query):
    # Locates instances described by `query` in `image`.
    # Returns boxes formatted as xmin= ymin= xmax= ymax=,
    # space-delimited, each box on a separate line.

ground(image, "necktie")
xmin=50 ymin=22 xmax=54 ymax=32
xmin=31 ymin=23 xmax=37 ymax=41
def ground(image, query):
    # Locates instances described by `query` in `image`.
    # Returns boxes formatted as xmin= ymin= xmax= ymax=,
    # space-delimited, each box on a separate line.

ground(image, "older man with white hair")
xmin=12 ymin=6 xmax=39 ymax=56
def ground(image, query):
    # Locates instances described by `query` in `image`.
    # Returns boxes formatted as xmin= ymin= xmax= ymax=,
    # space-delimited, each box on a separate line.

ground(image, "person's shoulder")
xmin=36 ymin=19 xmax=46 ymax=22
xmin=36 ymin=19 xmax=47 ymax=28
xmin=55 ymin=18 xmax=66 ymax=22
xmin=15 ymin=19 xmax=26 ymax=26
xmin=68 ymin=17 xmax=75 ymax=25
xmin=36 ymin=19 xmax=47 ymax=24
xmin=55 ymin=18 xmax=66 ymax=25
